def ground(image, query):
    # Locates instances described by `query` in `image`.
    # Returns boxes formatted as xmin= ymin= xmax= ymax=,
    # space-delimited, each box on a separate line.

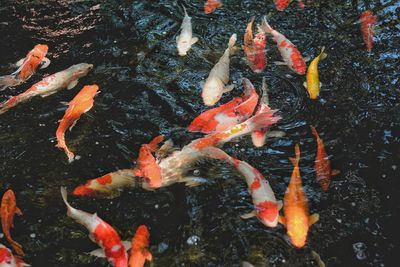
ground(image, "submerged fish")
xmin=200 ymin=147 xmax=282 ymax=227
xmin=204 ymin=0 xmax=222 ymax=14
xmin=360 ymin=10 xmax=377 ymax=52
xmin=304 ymin=47 xmax=327 ymax=100
xmin=0 ymin=63 xmax=93 ymax=115
xmin=128 ymin=225 xmax=152 ymax=267
xmin=189 ymin=78 xmax=259 ymax=133
xmin=279 ymin=144 xmax=319 ymax=248
xmin=0 ymin=44 xmax=50 ymax=91
xmin=61 ymin=187 xmax=129 ymax=267
xmin=274 ymin=0 xmax=306 ymax=11
xmin=310 ymin=126 xmax=339 ymax=191
xmin=243 ymin=17 xmax=267 ymax=73
xmin=176 ymin=6 xmax=198 ymax=56
xmin=0 ymin=190 xmax=24 ymax=256
xmin=260 ymin=17 xmax=306 ymax=75
xmin=56 ymin=84 xmax=99 ymax=163
xmin=201 ymin=34 xmax=237 ymax=106
xmin=0 ymin=244 xmax=29 ymax=267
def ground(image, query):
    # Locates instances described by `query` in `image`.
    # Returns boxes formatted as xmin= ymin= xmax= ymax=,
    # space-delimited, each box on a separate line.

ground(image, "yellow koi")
xmin=304 ymin=47 xmax=327 ymax=100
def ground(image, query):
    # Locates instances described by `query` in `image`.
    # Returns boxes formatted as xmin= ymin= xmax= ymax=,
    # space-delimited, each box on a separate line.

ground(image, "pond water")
xmin=0 ymin=0 xmax=399 ymax=266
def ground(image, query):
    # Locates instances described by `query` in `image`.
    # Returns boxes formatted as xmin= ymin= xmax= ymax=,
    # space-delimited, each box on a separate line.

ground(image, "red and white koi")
xmin=200 ymin=147 xmax=281 ymax=227
xmin=201 ymin=34 xmax=237 ymax=106
xmin=0 ymin=244 xmax=29 ymax=267
xmin=128 ymin=225 xmax=152 ymax=267
xmin=56 ymin=84 xmax=99 ymax=163
xmin=189 ymin=78 xmax=259 ymax=133
xmin=360 ymin=10 xmax=377 ymax=52
xmin=0 ymin=63 xmax=93 ymax=115
xmin=260 ymin=17 xmax=306 ymax=75
xmin=176 ymin=6 xmax=198 ymax=56
xmin=310 ymin=126 xmax=339 ymax=191
xmin=0 ymin=44 xmax=50 ymax=91
xmin=274 ymin=0 xmax=306 ymax=11
xmin=243 ymin=17 xmax=267 ymax=73
xmin=60 ymin=187 xmax=129 ymax=267
xmin=204 ymin=0 xmax=222 ymax=14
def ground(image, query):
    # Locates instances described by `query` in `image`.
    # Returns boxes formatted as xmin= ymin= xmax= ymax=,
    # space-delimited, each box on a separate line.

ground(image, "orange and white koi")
xmin=61 ymin=187 xmax=129 ymax=267
xmin=360 ymin=10 xmax=377 ymax=52
xmin=56 ymin=84 xmax=99 ymax=163
xmin=243 ymin=17 xmax=267 ymax=73
xmin=200 ymin=147 xmax=282 ymax=227
xmin=304 ymin=47 xmax=327 ymax=100
xmin=0 ymin=63 xmax=93 ymax=115
xmin=0 ymin=244 xmax=29 ymax=267
xmin=260 ymin=17 xmax=306 ymax=75
xmin=201 ymin=34 xmax=237 ymax=106
xmin=279 ymin=144 xmax=319 ymax=248
xmin=189 ymin=78 xmax=259 ymax=133
xmin=0 ymin=44 xmax=50 ymax=91
xmin=72 ymin=169 xmax=136 ymax=199
xmin=310 ymin=126 xmax=339 ymax=191
xmin=128 ymin=225 xmax=152 ymax=267
xmin=0 ymin=190 xmax=24 ymax=257
xmin=204 ymin=0 xmax=222 ymax=14
xmin=176 ymin=6 xmax=198 ymax=56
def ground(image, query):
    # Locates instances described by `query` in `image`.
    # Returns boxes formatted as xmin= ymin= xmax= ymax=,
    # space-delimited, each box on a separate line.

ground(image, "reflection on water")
xmin=0 ymin=0 xmax=399 ymax=266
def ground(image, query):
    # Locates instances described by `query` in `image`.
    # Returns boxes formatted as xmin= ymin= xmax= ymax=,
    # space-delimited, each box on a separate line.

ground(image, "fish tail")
xmin=228 ymin=33 xmax=237 ymax=55
xmin=56 ymin=124 xmax=75 ymax=162
xmin=247 ymin=109 xmax=281 ymax=132
xmin=310 ymin=126 xmax=320 ymax=139
xmin=0 ymin=75 xmax=20 ymax=91
xmin=199 ymin=146 xmax=230 ymax=161
xmin=319 ymin=46 xmax=328 ymax=60
xmin=60 ymin=187 xmax=73 ymax=211
xmin=0 ymin=95 xmax=20 ymax=115
xmin=261 ymin=77 xmax=270 ymax=105
xmin=10 ymin=240 xmax=24 ymax=256
xmin=289 ymin=144 xmax=301 ymax=167
xmin=261 ymin=16 xmax=274 ymax=34
xmin=181 ymin=4 xmax=187 ymax=16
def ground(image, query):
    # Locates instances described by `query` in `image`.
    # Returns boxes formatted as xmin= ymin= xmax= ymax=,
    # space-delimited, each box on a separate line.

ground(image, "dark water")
xmin=0 ymin=0 xmax=399 ymax=266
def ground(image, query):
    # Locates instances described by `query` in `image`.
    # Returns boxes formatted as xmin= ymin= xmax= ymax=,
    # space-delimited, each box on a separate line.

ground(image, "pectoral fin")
xmin=89 ymin=248 xmax=106 ymax=258
xmin=273 ymin=61 xmax=287 ymax=66
xmin=277 ymin=200 xmax=283 ymax=210
xmin=240 ymin=211 xmax=256 ymax=219
xmin=223 ymin=84 xmax=235 ymax=93
xmin=191 ymin=37 xmax=199 ymax=45
xmin=144 ymin=250 xmax=153 ymax=261
xmin=181 ymin=176 xmax=207 ymax=187
xmin=266 ymin=131 xmax=286 ymax=138
xmin=122 ymin=240 xmax=131 ymax=251
xmin=331 ymin=169 xmax=340 ymax=176
xmin=16 ymin=207 xmax=23 ymax=215
xmin=67 ymin=79 xmax=78 ymax=90
xmin=40 ymin=57 xmax=51 ymax=69
xmin=304 ymin=56 xmax=311 ymax=62
xmin=278 ymin=215 xmax=286 ymax=225
xmin=309 ymin=213 xmax=319 ymax=226
xmin=15 ymin=58 xmax=24 ymax=67
xmin=303 ymin=81 xmax=308 ymax=89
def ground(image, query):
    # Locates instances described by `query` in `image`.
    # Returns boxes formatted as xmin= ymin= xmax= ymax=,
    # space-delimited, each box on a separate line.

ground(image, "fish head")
xmin=254 ymin=31 xmax=266 ymax=48
xmin=81 ymin=84 xmax=100 ymax=98
xmin=0 ymin=245 xmax=17 ymax=267
xmin=70 ymin=63 xmax=94 ymax=78
xmin=286 ymin=214 xmax=309 ymax=248
xmin=33 ymin=44 xmax=49 ymax=56
xmin=201 ymin=79 xmax=224 ymax=106
xmin=256 ymin=201 xmax=279 ymax=228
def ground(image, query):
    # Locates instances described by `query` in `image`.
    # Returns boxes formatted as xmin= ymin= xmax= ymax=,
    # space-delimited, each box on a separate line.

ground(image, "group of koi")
xmin=0 ymin=1 xmax=377 ymax=266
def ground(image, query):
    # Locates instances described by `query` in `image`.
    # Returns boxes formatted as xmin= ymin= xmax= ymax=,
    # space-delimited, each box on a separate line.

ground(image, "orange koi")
xmin=0 ymin=190 xmax=24 ymax=256
xmin=0 ymin=44 xmax=49 ymax=91
xmin=204 ymin=0 xmax=222 ymax=14
xmin=310 ymin=126 xmax=339 ymax=191
xmin=279 ymin=144 xmax=319 ymax=248
xmin=56 ymin=84 xmax=99 ymax=163
xmin=360 ymin=10 xmax=377 ymax=52
xmin=128 ymin=225 xmax=152 ymax=267
xmin=0 ymin=244 xmax=29 ymax=267
xmin=243 ymin=17 xmax=267 ymax=73
xmin=189 ymin=78 xmax=259 ymax=133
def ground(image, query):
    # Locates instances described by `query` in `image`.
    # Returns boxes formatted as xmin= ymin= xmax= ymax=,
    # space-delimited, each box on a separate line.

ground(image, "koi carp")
xmin=61 ymin=187 xmax=130 ymax=267
xmin=204 ymin=0 xmax=222 ymax=14
xmin=201 ymin=33 xmax=237 ymax=106
xmin=310 ymin=126 xmax=339 ymax=191
xmin=0 ymin=244 xmax=29 ymax=267
xmin=274 ymin=0 xmax=306 ymax=11
xmin=0 ymin=190 xmax=24 ymax=256
xmin=304 ymin=47 xmax=327 ymax=100
xmin=189 ymin=78 xmax=259 ymax=133
xmin=176 ymin=6 xmax=198 ymax=56
xmin=260 ymin=17 xmax=306 ymax=75
xmin=128 ymin=225 xmax=152 ymax=267
xmin=56 ymin=84 xmax=99 ymax=163
xmin=360 ymin=11 xmax=377 ymax=52
xmin=279 ymin=144 xmax=319 ymax=248
xmin=0 ymin=63 xmax=93 ymax=115
xmin=243 ymin=17 xmax=267 ymax=73
xmin=0 ymin=44 xmax=50 ymax=91
xmin=200 ymin=147 xmax=282 ymax=227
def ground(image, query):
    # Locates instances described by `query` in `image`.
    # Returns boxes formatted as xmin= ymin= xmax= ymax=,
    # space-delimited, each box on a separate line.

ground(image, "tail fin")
xmin=310 ymin=126 xmax=320 ymax=139
xmin=0 ymin=95 xmax=19 ymax=115
xmin=247 ymin=109 xmax=281 ymax=132
xmin=242 ymin=78 xmax=255 ymax=97
xmin=260 ymin=16 xmax=274 ymax=34
xmin=182 ymin=5 xmax=188 ymax=17
xmin=319 ymin=46 xmax=328 ymax=60
xmin=261 ymin=77 xmax=270 ymax=105
xmin=60 ymin=187 xmax=72 ymax=210
xmin=199 ymin=146 xmax=230 ymax=161
xmin=10 ymin=240 xmax=24 ymax=257
xmin=0 ymin=75 xmax=20 ymax=91
xmin=228 ymin=33 xmax=237 ymax=55
xmin=289 ymin=144 xmax=301 ymax=167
